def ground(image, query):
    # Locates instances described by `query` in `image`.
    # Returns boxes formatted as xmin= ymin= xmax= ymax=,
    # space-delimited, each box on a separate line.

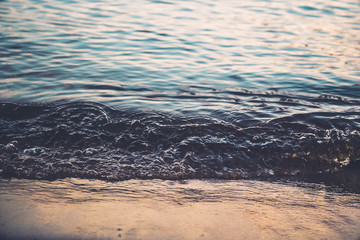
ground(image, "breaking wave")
xmin=1 ymin=95 xmax=359 ymax=192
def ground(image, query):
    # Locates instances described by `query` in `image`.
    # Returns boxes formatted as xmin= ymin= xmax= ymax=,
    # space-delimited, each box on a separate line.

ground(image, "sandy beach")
xmin=0 ymin=178 xmax=359 ymax=240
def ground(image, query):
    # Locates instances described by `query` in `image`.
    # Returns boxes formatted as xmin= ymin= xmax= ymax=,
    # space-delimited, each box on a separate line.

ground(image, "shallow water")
xmin=0 ymin=178 xmax=360 ymax=240
xmin=1 ymin=0 xmax=359 ymax=108
xmin=0 ymin=0 xmax=360 ymax=190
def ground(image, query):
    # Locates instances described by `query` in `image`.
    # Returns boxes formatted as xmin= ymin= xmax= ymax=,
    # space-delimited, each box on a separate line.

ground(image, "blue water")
xmin=0 ymin=0 xmax=360 ymax=191
xmin=1 ymin=0 xmax=359 ymax=111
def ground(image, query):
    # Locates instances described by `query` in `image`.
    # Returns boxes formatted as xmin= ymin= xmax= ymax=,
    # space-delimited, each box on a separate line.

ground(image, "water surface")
xmin=0 ymin=0 xmax=360 ymax=190
xmin=1 ymin=0 xmax=359 ymax=108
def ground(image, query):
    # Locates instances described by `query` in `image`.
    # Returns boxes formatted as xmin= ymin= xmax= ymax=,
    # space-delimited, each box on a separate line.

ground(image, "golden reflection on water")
xmin=0 ymin=179 xmax=359 ymax=240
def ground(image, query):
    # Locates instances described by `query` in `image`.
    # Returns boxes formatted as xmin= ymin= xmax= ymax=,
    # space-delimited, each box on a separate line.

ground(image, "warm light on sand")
xmin=1 ymin=179 xmax=359 ymax=240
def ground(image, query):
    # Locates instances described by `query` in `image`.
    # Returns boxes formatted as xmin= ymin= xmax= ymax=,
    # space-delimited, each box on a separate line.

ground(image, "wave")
xmin=0 ymin=99 xmax=359 ymax=192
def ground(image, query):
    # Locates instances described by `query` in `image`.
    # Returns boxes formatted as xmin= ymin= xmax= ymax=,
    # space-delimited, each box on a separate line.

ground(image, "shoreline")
xmin=1 ymin=178 xmax=360 ymax=240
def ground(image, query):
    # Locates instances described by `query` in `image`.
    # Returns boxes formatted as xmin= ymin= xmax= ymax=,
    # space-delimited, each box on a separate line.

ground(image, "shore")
xmin=0 ymin=178 xmax=359 ymax=240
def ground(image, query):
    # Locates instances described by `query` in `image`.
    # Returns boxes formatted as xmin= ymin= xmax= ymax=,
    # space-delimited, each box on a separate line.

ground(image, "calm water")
xmin=1 ymin=0 xmax=359 ymax=109
xmin=0 ymin=0 xmax=360 ymax=190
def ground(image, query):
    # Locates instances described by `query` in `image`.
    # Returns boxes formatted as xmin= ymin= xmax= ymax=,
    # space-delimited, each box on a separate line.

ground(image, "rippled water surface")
xmin=1 ymin=0 xmax=359 ymax=109
xmin=0 ymin=0 xmax=360 ymax=190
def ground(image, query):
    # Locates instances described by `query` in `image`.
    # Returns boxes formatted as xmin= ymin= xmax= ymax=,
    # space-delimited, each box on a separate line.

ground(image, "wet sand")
xmin=0 ymin=178 xmax=359 ymax=240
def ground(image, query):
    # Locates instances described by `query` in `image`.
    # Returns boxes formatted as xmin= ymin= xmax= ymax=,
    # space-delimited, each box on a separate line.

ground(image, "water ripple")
xmin=0 ymin=0 xmax=359 ymax=111
xmin=0 ymin=0 xmax=359 ymax=190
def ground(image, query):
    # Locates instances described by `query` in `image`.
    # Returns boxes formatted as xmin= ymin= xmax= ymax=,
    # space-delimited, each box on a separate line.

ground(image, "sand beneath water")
xmin=0 ymin=178 xmax=359 ymax=240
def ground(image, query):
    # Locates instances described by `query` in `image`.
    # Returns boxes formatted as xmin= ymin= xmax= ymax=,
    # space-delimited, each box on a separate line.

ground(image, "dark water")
xmin=1 ymin=0 xmax=360 ymax=191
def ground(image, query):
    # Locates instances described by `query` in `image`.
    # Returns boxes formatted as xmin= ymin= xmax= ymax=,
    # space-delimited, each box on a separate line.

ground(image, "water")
xmin=0 ymin=0 xmax=360 ymax=190
xmin=1 ymin=0 xmax=359 ymax=107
